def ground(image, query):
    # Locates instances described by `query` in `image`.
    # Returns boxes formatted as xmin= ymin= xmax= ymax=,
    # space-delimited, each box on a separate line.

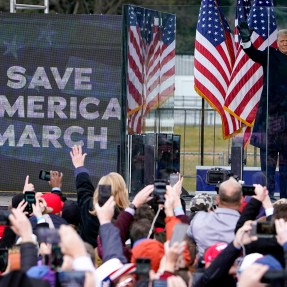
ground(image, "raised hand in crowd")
xmin=8 ymin=208 xmax=34 ymax=243
xmin=158 ymin=240 xmax=186 ymax=274
xmin=164 ymin=185 xmax=183 ymax=217
xmin=34 ymin=193 xmax=52 ymax=215
xmin=22 ymin=175 xmax=35 ymax=193
xmin=164 ymin=186 xmax=177 ymax=216
xmin=95 ymin=196 xmax=116 ymax=225
xmin=233 ymin=220 xmax=257 ymax=249
xmin=253 ymin=184 xmax=268 ymax=202
xmin=15 ymin=199 xmax=28 ymax=214
xmin=262 ymin=192 xmax=273 ymax=210
xmin=48 ymin=170 xmax=63 ymax=190
xmin=31 ymin=197 xmax=44 ymax=219
xmin=59 ymin=224 xmax=87 ymax=259
xmin=172 ymin=173 xmax=183 ymax=196
xmin=70 ymin=145 xmax=87 ymax=168
xmin=237 ymin=263 xmax=268 ymax=287
xmin=131 ymin=184 xmax=154 ymax=209
xmin=59 ymin=224 xmax=96 ymax=282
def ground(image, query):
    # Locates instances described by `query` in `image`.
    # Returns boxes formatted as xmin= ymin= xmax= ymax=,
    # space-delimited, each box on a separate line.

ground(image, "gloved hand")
xmin=237 ymin=22 xmax=253 ymax=43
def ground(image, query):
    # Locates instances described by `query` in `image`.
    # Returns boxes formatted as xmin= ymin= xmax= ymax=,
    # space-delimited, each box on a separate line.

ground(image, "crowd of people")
xmin=0 ymin=145 xmax=287 ymax=287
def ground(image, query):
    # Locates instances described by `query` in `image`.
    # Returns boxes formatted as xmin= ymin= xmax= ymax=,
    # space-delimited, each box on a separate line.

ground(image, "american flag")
xmin=224 ymin=0 xmax=277 ymax=132
xmin=126 ymin=5 xmax=176 ymax=134
xmin=194 ymin=0 xmax=241 ymax=139
xmin=233 ymin=0 xmax=252 ymax=146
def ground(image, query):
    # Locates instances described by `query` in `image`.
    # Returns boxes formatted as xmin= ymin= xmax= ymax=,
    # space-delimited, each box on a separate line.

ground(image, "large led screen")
xmin=0 ymin=14 xmax=122 ymax=193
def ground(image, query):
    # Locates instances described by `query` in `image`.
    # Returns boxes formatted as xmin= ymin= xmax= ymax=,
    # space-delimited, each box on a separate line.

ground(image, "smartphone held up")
xmin=169 ymin=173 xmax=180 ymax=187
xmin=24 ymin=191 xmax=36 ymax=214
xmin=98 ymin=185 xmax=112 ymax=206
xmin=39 ymin=170 xmax=50 ymax=181
xmin=170 ymin=223 xmax=189 ymax=246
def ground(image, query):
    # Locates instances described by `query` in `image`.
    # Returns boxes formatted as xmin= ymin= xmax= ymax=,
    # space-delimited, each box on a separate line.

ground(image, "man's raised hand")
xmin=238 ymin=21 xmax=253 ymax=43
xmin=70 ymin=145 xmax=87 ymax=168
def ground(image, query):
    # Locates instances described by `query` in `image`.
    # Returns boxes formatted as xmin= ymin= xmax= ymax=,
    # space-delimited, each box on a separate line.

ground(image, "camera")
xmin=251 ymin=221 xmax=276 ymax=238
xmin=39 ymin=170 xmax=50 ymax=181
xmin=207 ymin=167 xmax=256 ymax=196
xmin=153 ymin=180 xmax=167 ymax=204
xmin=206 ymin=168 xmax=232 ymax=185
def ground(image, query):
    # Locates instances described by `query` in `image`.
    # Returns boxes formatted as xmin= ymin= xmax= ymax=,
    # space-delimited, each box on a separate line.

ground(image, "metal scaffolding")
xmin=10 ymin=0 xmax=49 ymax=13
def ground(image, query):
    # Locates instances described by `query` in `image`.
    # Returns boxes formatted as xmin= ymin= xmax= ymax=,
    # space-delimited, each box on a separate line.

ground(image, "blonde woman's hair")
xmin=90 ymin=172 xmax=129 ymax=215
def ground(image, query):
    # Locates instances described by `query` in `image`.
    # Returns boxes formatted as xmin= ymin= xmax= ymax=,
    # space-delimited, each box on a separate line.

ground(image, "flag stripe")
xmin=224 ymin=0 xmax=277 ymax=137
xmin=126 ymin=6 xmax=176 ymax=134
xmin=195 ymin=33 xmax=231 ymax=83
xmin=194 ymin=0 xmax=240 ymax=139
xmin=194 ymin=58 xmax=226 ymax=99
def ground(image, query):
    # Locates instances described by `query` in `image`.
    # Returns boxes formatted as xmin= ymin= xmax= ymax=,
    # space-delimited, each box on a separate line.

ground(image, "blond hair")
xmin=90 ymin=172 xmax=129 ymax=215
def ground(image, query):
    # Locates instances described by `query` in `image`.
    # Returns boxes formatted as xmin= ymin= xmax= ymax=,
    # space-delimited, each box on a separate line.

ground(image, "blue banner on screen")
xmin=0 ymin=14 xmax=122 ymax=192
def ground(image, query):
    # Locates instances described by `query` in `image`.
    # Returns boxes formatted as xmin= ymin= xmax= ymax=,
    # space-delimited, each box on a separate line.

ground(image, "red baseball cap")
xmin=204 ymin=242 xmax=228 ymax=265
xmin=41 ymin=193 xmax=64 ymax=214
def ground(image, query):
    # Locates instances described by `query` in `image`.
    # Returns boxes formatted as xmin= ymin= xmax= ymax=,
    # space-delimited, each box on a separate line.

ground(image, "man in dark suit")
xmin=238 ymin=22 xmax=287 ymax=199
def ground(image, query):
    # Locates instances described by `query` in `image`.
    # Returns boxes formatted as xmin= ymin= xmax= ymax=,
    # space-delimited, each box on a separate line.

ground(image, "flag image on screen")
xmin=0 ymin=14 xmax=122 ymax=192
xmin=224 ymin=0 xmax=277 ymax=132
xmin=194 ymin=0 xmax=241 ymax=139
xmin=125 ymin=5 xmax=176 ymax=134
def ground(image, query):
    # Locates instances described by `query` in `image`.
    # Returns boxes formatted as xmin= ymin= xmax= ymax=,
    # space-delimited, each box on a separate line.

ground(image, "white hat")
xmin=95 ymin=258 xmax=136 ymax=287
xmin=238 ymin=253 xmax=263 ymax=273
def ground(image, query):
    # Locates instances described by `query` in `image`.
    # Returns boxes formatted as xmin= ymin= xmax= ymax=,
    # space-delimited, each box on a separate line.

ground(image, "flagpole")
xmin=201 ymin=98 xmax=205 ymax=166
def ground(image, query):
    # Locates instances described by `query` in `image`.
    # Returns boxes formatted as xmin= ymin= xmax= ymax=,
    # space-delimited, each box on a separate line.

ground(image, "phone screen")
xmin=136 ymin=258 xmax=151 ymax=278
xmin=154 ymin=180 xmax=166 ymax=204
xmin=242 ymin=185 xmax=256 ymax=196
xmin=98 ymin=185 xmax=112 ymax=206
xmin=256 ymin=222 xmax=276 ymax=236
xmin=24 ymin=191 xmax=36 ymax=214
xmin=51 ymin=244 xmax=63 ymax=270
xmin=169 ymin=173 xmax=179 ymax=187
xmin=170 ymin=223 xmax=189 ymax=246
xmin=39 ymin=170 xmax=50 ymax=181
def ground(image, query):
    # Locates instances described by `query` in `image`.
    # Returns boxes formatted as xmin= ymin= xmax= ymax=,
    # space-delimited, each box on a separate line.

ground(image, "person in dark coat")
xmin=238 ymin=22 xmax=287 ymax=199
xmin=69 ymin=145 xmax=130 ymax=248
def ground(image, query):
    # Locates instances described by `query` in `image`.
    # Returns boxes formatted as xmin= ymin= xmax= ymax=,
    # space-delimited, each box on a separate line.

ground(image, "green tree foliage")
xmin=1 ymin=0 xmax=285 ymax=54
